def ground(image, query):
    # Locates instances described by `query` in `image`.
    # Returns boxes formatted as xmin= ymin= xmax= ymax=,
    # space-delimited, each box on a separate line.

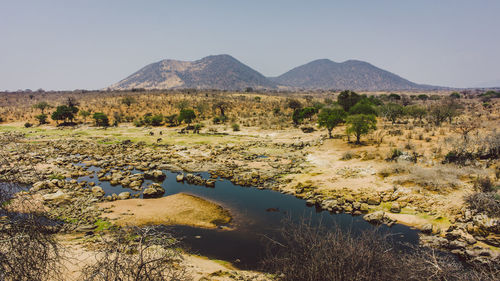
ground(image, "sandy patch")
xmin=98 ymin=193 xmax=231 ymax=229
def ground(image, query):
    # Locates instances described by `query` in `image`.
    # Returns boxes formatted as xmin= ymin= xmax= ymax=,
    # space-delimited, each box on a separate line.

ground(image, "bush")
xmin=473 ymin=176 xmax=495 ymax=193
xmin=387 ymin=148 xmax=403 ymax=161
xmin=465 ymin=192 xmax=500 ymax=218
xmin=24 ymin=122 xmax=32 ymax=128
xmin=92 ymin=112 xmax=109 ymax=127
xmin=264 ymin=218 xmax=498 ymax=281
xmin=34 ymin=114 xmax=48 ymax=125
xmin=150 ymin=114 xmax=163 ymax=126
xmin=231 ymin=123 xmax=240 ymax=131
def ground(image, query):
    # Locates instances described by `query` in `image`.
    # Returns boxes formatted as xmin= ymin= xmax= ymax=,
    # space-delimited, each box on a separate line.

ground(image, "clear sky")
xmin=1 ymin=0 xmax=499 ymax=90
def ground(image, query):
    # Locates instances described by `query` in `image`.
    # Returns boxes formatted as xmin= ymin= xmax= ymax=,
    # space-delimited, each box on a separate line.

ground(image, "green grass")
xmin=94 ymin=219 xmax=113 ymax=232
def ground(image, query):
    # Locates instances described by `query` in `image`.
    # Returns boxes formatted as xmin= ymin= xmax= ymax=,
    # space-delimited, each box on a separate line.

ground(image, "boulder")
xmin=176 ymin=174 xmax=184 ymax=182
xmin=42 ymin=190 xmax=71 ymax=204
xmin=390 ymin=203 xmax=401 ymax=213
xmin=143 ymin=183 xmax=165 ymax=198
xmin=360 ymin=203 xmax=369 ymax=212
xmin=363 ymin=211 xmax=386 ymax=224
xmin=118 ymin=192 xmax=131 ymax=200
xmin=91 ymin=186 xmax=105 ymax=197
xmin=367 ymin=195 xmax=381 ymax=205
xmin=145 ymin=170 xmax=166 ymax=181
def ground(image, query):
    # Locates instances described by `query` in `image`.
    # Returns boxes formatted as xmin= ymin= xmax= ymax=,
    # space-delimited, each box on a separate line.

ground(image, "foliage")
xmin=379 ymin=103 xmax=404 ymax=124
xmin=337 ymin=90 xmax=361 ymax=112
xmin=92 ymin=112 xmax=109 ymax=127
xmin=348 ymin=99 xmax=377 ymax=116
xmin=231 ymin=123 xmax=240 ymax=131
xmin=34 ymin=114 xmax=48 ymax=125
xmin=178 ymin=109 xmax=196 ymax=124
xmin=51 ymin=105 xmax=79 ymax=124
xmin=317 ymin=106 xmax=346 ymax=138
xmin=24 ymin=122 xmax=32 ymax=128
xmin=345 ymin=114 xmax=377 ymax=144
xmin=32 ymin=101 xmax=51 ymax=114
xmin=150 ymin=114 xmax=163 ymax=126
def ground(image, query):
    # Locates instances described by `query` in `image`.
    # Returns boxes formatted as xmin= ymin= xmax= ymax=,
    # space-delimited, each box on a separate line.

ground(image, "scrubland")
xmin=0 ymin=88 xmax=499 ymax=280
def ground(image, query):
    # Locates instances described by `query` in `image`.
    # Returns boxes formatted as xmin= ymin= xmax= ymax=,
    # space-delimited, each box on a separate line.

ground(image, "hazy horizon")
xmin=1 ymin=0 xmax=499 ymax=91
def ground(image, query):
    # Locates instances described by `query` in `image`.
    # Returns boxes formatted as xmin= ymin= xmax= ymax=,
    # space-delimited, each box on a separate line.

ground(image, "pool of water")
xmin=74 ymin=166 xmax=420 ymax=269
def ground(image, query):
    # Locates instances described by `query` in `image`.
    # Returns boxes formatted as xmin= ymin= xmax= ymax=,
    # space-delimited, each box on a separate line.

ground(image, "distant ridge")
xmin=270 ymin=59 xmax=436 ymax=91
xmin=110 ymin=55 xmax=440 ymax=91
xmin=109 ymin=54 xmax=276 ymax=90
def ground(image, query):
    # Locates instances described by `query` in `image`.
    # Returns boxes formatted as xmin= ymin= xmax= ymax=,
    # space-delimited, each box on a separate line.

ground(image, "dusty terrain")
xmin=0 ymin=89 xmax=499 ymax=279
xmin=99 ymin=193 xmax=231 ymax=228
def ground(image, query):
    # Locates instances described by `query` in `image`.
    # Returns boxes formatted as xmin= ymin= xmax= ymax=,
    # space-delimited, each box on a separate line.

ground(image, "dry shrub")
xmin=264 ymin=218 xmax=499 ymax=281
xmin=465 ymin=192 xmax=500 ymax=218
xmin=393 ymin=164 xmax=465 ymax=192
xmin=0 ymin=183 xmax=62 ymax=281
xmin=80 ymin=226 xmax=190 ymax=281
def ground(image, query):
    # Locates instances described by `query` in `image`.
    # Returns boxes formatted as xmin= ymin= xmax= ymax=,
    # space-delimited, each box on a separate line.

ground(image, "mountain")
xmin=109 ymin=54 xmax=276 ymax=90
xmin=271 ymin=59 xmax=435 ymax=91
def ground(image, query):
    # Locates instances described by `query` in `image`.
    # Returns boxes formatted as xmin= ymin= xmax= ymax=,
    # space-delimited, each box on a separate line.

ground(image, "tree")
xmin=287 ymin=99 xmax=303 ymax=110
xmin=51 ymin=105 xmax=78 ymax=124
xmin=300 ymin=107 xmax=317 ymax=120
xmin=79 ymin=110 xmax=91 ymax=123
xmin=429 ymin=99 xmax=462 ymax=126
xmin=405 ymin=105 xmax=427 ymax=123
xmin=348 ymin=100 xmax=377 ymax=116
xmin=121 ymin=96 xmax=136 ymax=107
xmin=379 ymin=103 xmax=404 ymax=124
xmin=345 ymin=114 xmax=377 ymax=144
xmin=337 ymin=90 xmax=361 ymax=112
xmin=388 ymin=93 xmax=401 ymax=101
xmin=150 ymin=114 xmax=163 ymax=126
xmin=65 ymin=97 xmax=79 ymax=107
xmin=213 ymin=101 xmax=230 ymax=117
xmin=178 ymin=109 xmax=196 ymax=124
xmin=34 ymin=114 xmax=48 ymax=125
xmin=32 ymin=101 xmax=51 ymax=114
xmin=92 ymin=112 xmax=109 ymax=127
xmin=318 ymin=106 xmax=346 ymax=138
xmin=417 ymin=94 xmax=429 ymax=100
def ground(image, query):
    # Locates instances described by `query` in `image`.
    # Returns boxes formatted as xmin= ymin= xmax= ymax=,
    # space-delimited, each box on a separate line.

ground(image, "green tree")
xmin=318 ymin=106 xmax=346 ymax=138
xmin=92 ymin=112 xmax=109 ymax=127
xmin=405 ymin=105 xmax=427 ymax=122
xmin=337 ymin=90 xmax=362 ymax=112
xmin=348 ymin=100 xmax=377 ymax=116
xmin=33 ymin=101 xmax=51 ymax=114
xmin=151 ymin=114 xmax=163 ymax=126
xmin=380 ymin=103 xmax=404 ymax=124
xmin=178 ymin=109 xmax=196 ymax=124
xmin=34 ymin=114 xmax=48 ymax=125
xmin=79 ymin=110 xmax=91 ymax=123
xmin=51 ymin=105 xmax=78 ymax=124
xmin=345 ymin=114 xmax=377 ymax=144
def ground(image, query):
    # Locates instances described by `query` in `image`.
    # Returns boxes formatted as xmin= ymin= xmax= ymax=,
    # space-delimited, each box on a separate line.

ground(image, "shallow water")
xmin=74 ymin=166 xmax=419 ymax=269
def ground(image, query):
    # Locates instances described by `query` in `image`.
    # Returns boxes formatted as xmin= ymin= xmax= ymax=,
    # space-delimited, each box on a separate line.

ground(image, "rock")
xmin=118 ymin=192 xmax=131 ymax=200
xmin=145 ymin=169 xmax=166 ymax=181
xmin=363 ymin=211 xmax=385 ymax=224
xmin=367 ymin=195 xmax=381 ymax=205
xmin=360 ymin=203 xmax=369 ymax=212
xmin=42 ymin=190 xmax=71 ymax=204
xmin=143 ymin=183 xmax=165 ymax=198
xmin=448 ymin=240 xmax=467 ymax=250
xmin=91 ymin=186 xmax=105 ymax=197
xmin=32 ymin=181 xmax=48 ymax=191
xmin=422 ymin=224 xmax=434 ymax=234
xmin=176 ymin=174 xmax=184 ymax=182
xmin=352 ymin=201 xmax=361 ymax=210
xmin=205 ymin=180 xmax=216 ymax=188
xmin=390 ymin=203 xmax=401 ymax=213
